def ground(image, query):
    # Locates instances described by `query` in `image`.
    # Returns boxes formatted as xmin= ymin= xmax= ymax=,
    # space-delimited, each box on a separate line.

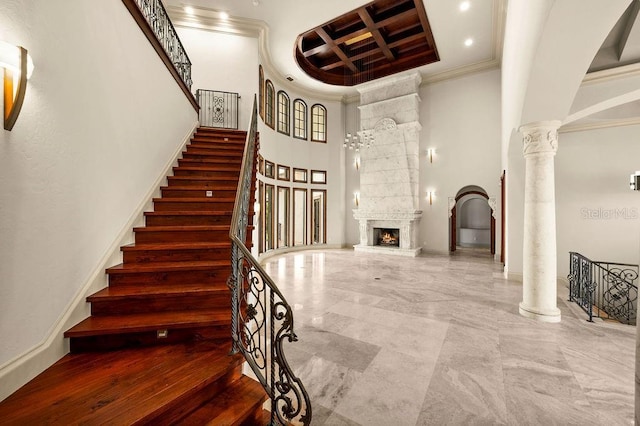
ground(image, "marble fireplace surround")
xmin=352 ymin=72 xmax=423 ymax=257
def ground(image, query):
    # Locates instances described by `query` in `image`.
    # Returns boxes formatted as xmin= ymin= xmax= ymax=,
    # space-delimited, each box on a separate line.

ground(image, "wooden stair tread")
xmin=174 ymin=166 xmax=240 ymax=172
xmin=88 ymin=283 xmax=228 ymax=300
xmin=0 ymin=342 xmax=242 ymax=425
xmin=107 ymin=260 xmax=230 ymax=273
xmin=177 ymin=376 xmax=267 ymax=425
xmin=64 ymin=309 xmax=231 ymax=337
xmin=122 ymin=241 xmax=231 ymax=251
xmin=144 ymin=210 xmax=233 ymax=216
xmin=168 ymin=175 xmax=240 ymax=181
xmin=161 ymin=185 xmax=238 ymax=191
xmin=134 ymin=225 xmax=230 ymax=232
xmin=153 ymin=197 xmax=236 ymax=202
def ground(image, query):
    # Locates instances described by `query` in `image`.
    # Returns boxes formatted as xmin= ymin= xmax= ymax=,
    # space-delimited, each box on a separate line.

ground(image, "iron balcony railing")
xmin=228 ymin=95 xmax=311 ymax=425
xmin=131 ymin=0 xmax=193 ymax=90
xmin=197 ymin=90 xmax=239 ymax=130
xmin=567 ymin=252 xmax=638 ymax=324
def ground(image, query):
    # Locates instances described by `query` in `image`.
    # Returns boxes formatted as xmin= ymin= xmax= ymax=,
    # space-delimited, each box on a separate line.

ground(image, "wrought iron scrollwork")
xmin=132 ymin=0 xmax=193 ymax=89
xmin=196 ymin=90 xmax=239 ymax=129
xmin=568 ymin=252 xmax=638 ymax=324
xmin=229 ymin=97 xmax=312 ymax=425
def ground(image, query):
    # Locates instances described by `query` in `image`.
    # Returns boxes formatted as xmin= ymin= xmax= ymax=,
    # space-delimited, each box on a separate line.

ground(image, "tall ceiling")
xmin=164 ymin=0 xmax=504 ymax=97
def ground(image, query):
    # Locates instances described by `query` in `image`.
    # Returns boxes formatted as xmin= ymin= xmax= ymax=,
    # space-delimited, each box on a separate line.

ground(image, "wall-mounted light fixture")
xmin=427 ymin=190 xmax=435 ymax=205
xmin=354 ymin=191 xmax=360 ymax=207
xmin=1 ymin=41 xmax=34 ymax=131
xmin=630 ymin=171 xmax=640 ymax=190
xmin=426 ymin=148 xmax=436 ymax=163
xmin=254 ymin=201 xmax=261 ymax=214
xmin=354 ymin=156 xmax=360 ymax=171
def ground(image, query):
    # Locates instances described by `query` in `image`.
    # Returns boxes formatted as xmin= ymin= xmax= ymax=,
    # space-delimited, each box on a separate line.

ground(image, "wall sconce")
xmin=354 ymin=156 xmax=360 ymax=171
xmin=253 ymin=201 xmax=261 ymax=214
xmin=426 ymin=148 xmax=436 ymax=163
xmin=354 ymin=191 xmax=360 ymax=207
xmin=630 ymin=171 xmax=640 ymax=190
xmin=427 ymin=190 xmax=435 ymax=205
xmin=1 ymin=41 xmax=34 ymax=131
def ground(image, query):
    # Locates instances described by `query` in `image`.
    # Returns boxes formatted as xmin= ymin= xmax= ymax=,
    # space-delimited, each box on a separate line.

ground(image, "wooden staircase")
xmin=0 ymin=128 xmax=267 ymax=424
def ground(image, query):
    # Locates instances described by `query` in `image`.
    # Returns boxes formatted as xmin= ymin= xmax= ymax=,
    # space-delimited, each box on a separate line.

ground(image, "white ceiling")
xmin=164 ymin=0 xmax=505 ymax=97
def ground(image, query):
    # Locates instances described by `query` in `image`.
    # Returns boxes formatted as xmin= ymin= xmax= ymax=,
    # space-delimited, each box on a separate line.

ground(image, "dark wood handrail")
xmin=121 ymin=0 xmax=199 ymax=112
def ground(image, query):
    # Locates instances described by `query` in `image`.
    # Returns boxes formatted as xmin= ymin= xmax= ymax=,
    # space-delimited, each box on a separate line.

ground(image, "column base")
xmin=519 ymin=302 xmax=561 ymax=323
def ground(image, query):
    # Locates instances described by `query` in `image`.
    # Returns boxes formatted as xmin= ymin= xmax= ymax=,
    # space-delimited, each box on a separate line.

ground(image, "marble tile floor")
xmin=262 ymin=248 xmax=635 ymax=426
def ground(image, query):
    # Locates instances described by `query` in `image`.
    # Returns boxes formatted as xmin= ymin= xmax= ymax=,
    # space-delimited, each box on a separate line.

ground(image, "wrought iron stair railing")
xmin=228 ymin=95 xmax=312 ymax=425
xmin=197 ymin=90 xmax=239 ymax=130
xmin=567 ymin=251 xmax=638 ymax=324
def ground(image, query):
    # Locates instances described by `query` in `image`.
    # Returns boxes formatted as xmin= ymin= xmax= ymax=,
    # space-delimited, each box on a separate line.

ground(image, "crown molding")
xmin=582 ymin=62 xmax=640 ymax=86
xmin=167 ymin=5 xmax=346 ymax=102
xmin=560 ymin=116 xmax=640 ymax=133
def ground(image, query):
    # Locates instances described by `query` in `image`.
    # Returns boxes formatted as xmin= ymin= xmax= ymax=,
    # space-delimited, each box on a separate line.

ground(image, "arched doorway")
xmin=449 ymin=185 xmax=496 ymax=255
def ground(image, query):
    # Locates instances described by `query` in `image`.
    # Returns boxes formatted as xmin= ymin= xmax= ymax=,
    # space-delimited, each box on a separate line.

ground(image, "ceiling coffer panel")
xmin=295 ymin=0 xmax=439 ymax=86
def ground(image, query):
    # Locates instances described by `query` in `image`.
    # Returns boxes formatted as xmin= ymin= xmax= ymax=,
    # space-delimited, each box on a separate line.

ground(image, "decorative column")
xmin=519 ymin=120 xmax=562 ymax=323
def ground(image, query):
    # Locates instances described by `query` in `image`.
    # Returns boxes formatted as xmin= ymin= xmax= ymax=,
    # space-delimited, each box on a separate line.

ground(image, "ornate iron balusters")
xmin=196 ymin=90 xmax=240 ymax=129
xmin=132 ymin=0 xmax=192 ymax=89
xmin=229 ymin=96 xmax=312 ymax=425
xmin=568 ymin=252 xmax=638 ymax=324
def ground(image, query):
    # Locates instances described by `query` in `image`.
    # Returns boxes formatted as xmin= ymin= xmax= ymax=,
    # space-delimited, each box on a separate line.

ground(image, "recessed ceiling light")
xmin=464 ymin=38 xmax=474 ymax=47
xmin=184 ymin=6 xmax=194 ymax=15
xmin=459 ymin=1 xmax=471 ymax=12
xmin=220 ymin=11 xmax=229 ymax=20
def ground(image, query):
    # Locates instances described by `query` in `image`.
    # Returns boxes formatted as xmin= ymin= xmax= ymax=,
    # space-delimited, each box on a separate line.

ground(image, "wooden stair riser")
xmin=68 ymin=326 xmax=230 ymax=353
xmin=167 ymin=176 xmax=240 ymax=187
xmin=188 ymin=141 xmax=244 ymax=150
xmin=123 ymin=246 xmax=232 ymax=263
xmin=161 ymin=187 xmax=237 ymax=199
xmin=144 ymin=213 xmax=232 ymax=227
xmin=108 ymin=269 xmax=230 ymax=286
xmin=183 ymin=147 xmax=243 ymax=158
xmin=90 ymin=292 xmax=230 ymax=316
xmin=178 ymin=151 xmax=242 ymax=166
xmin=135 ymin=229 xmax=229 ymax=244
xmin=172 ymin=169 xmax=240 ymax=179
xmin=178 ymin=158 xmax=241 ymax=167
xmin=153 ymin=200 xmax=235 ymax=211
xmin=148 ymin=366 xmax=244 ymax=425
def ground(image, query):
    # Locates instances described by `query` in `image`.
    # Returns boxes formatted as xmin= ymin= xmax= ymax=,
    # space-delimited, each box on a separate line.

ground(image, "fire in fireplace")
xmin=374 ymin=228 xmax=400 ymax=247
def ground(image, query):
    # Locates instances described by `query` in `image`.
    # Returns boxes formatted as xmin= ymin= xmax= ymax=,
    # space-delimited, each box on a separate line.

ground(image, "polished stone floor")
xmin=263 ymin=248 xmax=635 ymax=425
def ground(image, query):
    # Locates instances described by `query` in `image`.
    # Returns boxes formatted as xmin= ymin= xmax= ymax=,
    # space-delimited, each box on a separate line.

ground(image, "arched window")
xmin=277 ymin=90 xmax=290 ymax=135
xmin=311 ymin=104 xmax=327 ymax=142
xmin=265 ymin=80 xmax=275 ymax=129
xmin=293 ymin=99 xmax=307 ymax=140
xmin=258 ymin=65 xmax=264 ymax=120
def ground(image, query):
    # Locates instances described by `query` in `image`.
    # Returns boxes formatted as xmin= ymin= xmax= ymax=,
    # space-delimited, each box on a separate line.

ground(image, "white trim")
xmin=560 ymin=117 xmax=640 ymax=133
xmin=582 ymin=62 xmax=640 ymax=86
xmin=0 ymin=121 xmax=198 ymax=402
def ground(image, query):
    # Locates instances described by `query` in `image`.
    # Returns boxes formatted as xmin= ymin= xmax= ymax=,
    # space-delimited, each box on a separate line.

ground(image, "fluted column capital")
xmin=519 ymin=120 xmax=561 ymax=157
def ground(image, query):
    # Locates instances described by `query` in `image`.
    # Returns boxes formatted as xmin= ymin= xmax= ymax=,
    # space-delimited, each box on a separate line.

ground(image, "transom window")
xmin=265 ymin=80 xmax=275 ymax=129
xmin=311 ymin=104 xmax=327 ymax=142
xmin=277 ymin=91 xmax=290 ymax=135
xmin=293 ymin=99 xmax=307 ymax=140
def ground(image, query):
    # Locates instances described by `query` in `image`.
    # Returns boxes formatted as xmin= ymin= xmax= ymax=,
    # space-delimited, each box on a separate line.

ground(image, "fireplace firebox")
xmin=374 ymin=228 xmax=400 ymax=247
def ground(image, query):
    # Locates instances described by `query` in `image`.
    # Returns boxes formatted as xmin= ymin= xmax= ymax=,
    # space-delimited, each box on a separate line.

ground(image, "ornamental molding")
xmin=488 ymin=198 xmax=497 ymax=219
xmin=520 ymin=121 xmax=561 ymax=156
xmin=353 ymin=209 xmax=422 ymax=221
xmin=448 ymin=197 xmax=456 ymax=218
xmin=373 ymin=118 xmax=398 ymax=133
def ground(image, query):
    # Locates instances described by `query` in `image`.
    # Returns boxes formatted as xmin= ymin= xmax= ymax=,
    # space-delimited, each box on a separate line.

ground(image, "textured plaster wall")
xmin=0 ymin=0 xmax=197 ymax=396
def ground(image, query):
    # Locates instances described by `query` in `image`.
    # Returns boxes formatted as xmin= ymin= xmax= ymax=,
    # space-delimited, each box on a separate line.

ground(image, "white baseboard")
xmin=0 ymin=121 xmax=198 ymax=402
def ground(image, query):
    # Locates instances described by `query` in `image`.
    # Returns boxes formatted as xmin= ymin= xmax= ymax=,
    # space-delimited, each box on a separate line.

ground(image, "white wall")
xmin=175 ymin=27 xmax=259 ymax=128
xmin=556 ymin=124 xmax=640 ymax=277
xmin=0 ymin=0 xmax=197 ymax=398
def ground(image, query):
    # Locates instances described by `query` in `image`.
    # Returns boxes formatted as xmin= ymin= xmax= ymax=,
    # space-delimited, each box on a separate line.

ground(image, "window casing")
xmin=293 ymin=99 xmax=307 ymax=140
xmin=277 ymin=91 xmax=290 ymax=135
xmin=259 ymin=65 xmax=264 ymax=120
xmin=311 ymin=104 xmax=327 ymax=142
xmin=265 ymin=80 xmax=275 ymax=129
